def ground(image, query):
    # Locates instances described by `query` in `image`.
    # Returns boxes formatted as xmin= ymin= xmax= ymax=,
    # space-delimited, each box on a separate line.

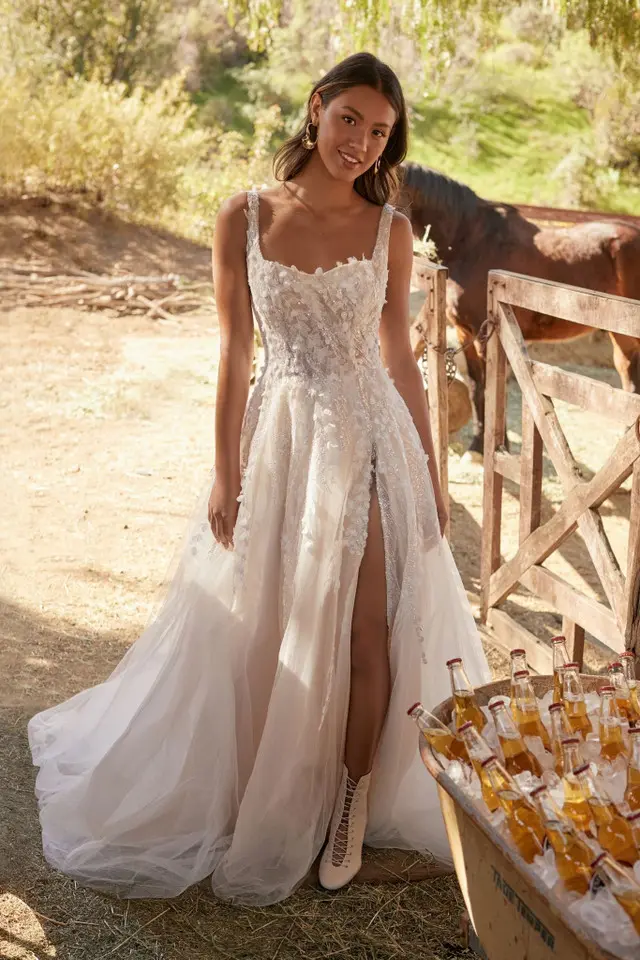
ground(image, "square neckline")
xmin=249 ymin=190 xmax=391 ymax=277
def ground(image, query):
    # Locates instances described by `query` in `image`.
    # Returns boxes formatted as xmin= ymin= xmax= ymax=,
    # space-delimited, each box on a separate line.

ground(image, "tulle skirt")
xmin=29 ymin=375 xmax=490 ymax=906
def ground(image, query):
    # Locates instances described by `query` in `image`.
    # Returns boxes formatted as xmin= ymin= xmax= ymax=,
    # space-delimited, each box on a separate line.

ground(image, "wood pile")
xmin=0 ymin=261 xmax=214 ymax=318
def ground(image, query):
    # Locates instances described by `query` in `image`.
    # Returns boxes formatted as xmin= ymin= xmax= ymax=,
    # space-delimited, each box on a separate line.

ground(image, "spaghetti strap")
xmin=245 ymin=190 xmax=259 ymax=254
xmin=372 ymin=203 xmax=394 ymax=270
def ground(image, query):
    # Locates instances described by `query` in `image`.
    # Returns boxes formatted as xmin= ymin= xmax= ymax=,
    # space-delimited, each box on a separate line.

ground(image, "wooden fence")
xmin=411 ymin=257 xmax=450 ymax=533
xmin=480 ymin=270 xmax=640 ymax=672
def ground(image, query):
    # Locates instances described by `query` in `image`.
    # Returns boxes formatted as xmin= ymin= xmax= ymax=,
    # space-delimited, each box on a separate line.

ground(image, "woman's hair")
xmin=273 ymin=52 xmax=408 ymax=206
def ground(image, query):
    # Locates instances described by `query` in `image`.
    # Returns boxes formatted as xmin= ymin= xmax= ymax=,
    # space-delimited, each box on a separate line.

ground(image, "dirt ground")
xmin=0 ymin=201 xmax=632 ymax=959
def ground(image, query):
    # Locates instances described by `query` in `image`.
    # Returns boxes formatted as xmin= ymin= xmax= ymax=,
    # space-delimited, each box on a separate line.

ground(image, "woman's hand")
xmin=436 ymin=497 xmax=449 ymax=538
xmin=208 ymin=479 xmax=241 ymax=550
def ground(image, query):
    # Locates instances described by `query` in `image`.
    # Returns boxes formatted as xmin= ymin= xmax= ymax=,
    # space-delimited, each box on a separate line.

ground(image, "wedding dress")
xmin=28 ymin=191 xmax=490 ymax=907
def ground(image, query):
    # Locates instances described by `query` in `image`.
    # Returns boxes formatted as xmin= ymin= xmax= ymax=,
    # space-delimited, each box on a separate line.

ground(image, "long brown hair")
xmin=273 ymin=52 xmax=408 ymax=206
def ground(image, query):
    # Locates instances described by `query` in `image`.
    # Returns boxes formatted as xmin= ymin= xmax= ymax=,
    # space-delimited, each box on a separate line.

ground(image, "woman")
xmin=29 ymin=52 xmax=490 ymax=907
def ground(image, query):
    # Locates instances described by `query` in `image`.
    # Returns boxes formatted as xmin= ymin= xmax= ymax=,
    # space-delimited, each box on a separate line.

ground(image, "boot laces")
xmin=331 ymin=775 xmax=360 ymax=866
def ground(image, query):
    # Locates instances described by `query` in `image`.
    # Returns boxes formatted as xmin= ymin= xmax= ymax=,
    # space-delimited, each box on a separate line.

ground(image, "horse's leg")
xmin=609 ymin=332 xmax=640 ymax=394
xmin=461 ymin=332 xmax=486 ymax=460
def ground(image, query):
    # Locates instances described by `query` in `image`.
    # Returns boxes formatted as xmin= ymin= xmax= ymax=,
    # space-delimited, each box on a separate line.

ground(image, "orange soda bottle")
xmin=562 ymin=662 xmax=593 ymax=736
xmin=530 ymin=784 xmax=594 ymax=895
xmin=561 ymin=738 xmax=594 ymax=834
xmin=624 ymin=727 xmax=640 ymax=812
xmin=608 ymin=661 xmax=634 ymax=723
xmin=549 ymin=702 xmax=573 ymax=776
xmin=458 ymin=720 xmax=500 ymax=812
xmin=598 ymin=684 xmax=628 ymax=763
xmin=511 ymin=670 xmax=552 ymax=751
xmin=574 ymin=762 xmax=639 ymax=866
xmin=407 ymin=702 xmax=469 ymax=767
xmin=590 ymin=852 xmax=640 ymax=935
xmin=480 ymin=756 xmax=545 ymax=863
xmin=489 ymin=699 xmax=542 ymax=777
xmin=446 ymin=658 xmax=487 ymax=733
xmin=620 ymin=652 xmax=640 ymax=724
xmin=552 ymin=635 xmax=570 ymax=704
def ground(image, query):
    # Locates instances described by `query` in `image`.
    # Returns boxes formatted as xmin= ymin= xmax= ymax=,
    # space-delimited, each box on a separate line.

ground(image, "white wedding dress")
xmin=29 ymin=191 xmax=490 ymax=906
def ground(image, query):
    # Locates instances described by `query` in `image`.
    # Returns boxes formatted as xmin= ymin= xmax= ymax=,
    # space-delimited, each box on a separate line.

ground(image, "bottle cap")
xmin=489 ymin=699 xmax=506 ymax=711
xmin=480 ymin=755 xmax=498 ymax=768
xmin=565 ymin=662 xmax=579 ymax=669
xmin=629 ymin=726 xmax=640 ymax=735
xmin=620 ymin=652 xmax=635 ymax=661
xmin=446 ymin=658 xmax=462 ymax=667
xmin=561 ymin=737 xmax=580 ymax=745
xmin=549 ymin=702 xmax=565 ymax=711
xmin=590 ymin=852 xmax=607 ymax=869
xmin=530 ymin=785 xmax=547 ymax=798
xmin=510 ymin=648 xmax=526 ymax=656
xmin=599 ymin=685 xmax=616 ymax=694
xmin=551 ymin=636 xmax=567 ymax=644
xmin=609 ymin=661 xmax=623 ymax=669
xmin=407 ymin=702 xmax=421 ymax=716
xmin=458 ymin=721 xmax=474 ymax=732
xmin=626 ymin=811 xmax=640 ymax=823
xmin=573 ymin=762 xmax=590 ymax=776
xmin=513 ymin=670 xmax=530 ymax=679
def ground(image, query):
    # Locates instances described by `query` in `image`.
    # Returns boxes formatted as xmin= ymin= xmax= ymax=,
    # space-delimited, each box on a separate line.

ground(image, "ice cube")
xmin=531 ymin=846 xmax=559 ymax=889
xmin=569 ymin=888 xmax=640 ymax=958
xmin=514 ymin=769 xmax=543 ymax=795
xmin=596 ymin=755 xmax=628 ymax=806
xmin=524 ymin=734 xmax=554 ymax=772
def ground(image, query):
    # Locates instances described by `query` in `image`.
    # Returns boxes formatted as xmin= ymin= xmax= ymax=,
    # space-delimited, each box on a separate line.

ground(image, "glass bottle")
xmin=551 ymin=635 xmax=570 ymax=703
xmin=574 ymin=762 xmax=639 ymax=866
xmin=489 ymin=699 xmax=542 ymax=777
xmin=407 ymin=702 xmax=470 ymax=767
xmin=549 ymin=702 xmax=573 ymax=776
xmin=562 ymin=662 xmax=593 ymax=736
xmin=561 ymin=739 xmax=594 ymax=834
xmin=509 ymin=649 xmax=528 ymax=704
xmin=598 ymin=684 xmax=628 ymax=763
xmin=458 ymin=720 xmax=500 ymax=812
xmin=625 ymin=728 xmax=640 ymax=812
xmin=620 ymin=652 xmax=640 ymax=723
xmin=511 ymin=670 xmax=552 ymax=751
xmin=608 ymin=661 xmax=634 ymax=723
xmin=480 ymin=756 xmax=545 ymax=863
xmin=447 ymin=658 xmax=486 ymax=733
xmin=590 ymin=852 xmax=640 ymax=935
xmin=530 ymin=785 xmax=593 ymax=895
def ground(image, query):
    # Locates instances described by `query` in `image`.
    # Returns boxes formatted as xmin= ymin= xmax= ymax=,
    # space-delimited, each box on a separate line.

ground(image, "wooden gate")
xmin=480 ymin=270 xmax=640 ymax=672
xmin=411 ymin=257 xmax=450 ymax=533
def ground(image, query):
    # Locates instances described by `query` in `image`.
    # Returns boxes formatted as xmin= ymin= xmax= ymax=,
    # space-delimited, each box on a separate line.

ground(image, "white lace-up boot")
xmin=318 ymin=764 xmax=371 ymax=890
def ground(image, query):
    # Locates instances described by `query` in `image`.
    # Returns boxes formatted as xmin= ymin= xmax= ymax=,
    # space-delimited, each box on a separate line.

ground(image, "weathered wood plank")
xmin=519 ymin=564 xmax=624 ymax=652
xmin=519 ymin=401 xmax=543 ymax=544
xmin=490 ymin=270 xmax=640 ymax=339
xmin=427 ymin=267 xmax=450 ymax=535
xmin=494 ymin=450 xmax=520 ymax=484
xmin=488 ymin=420 xmax=640 ymax=609
xmin=496 ymin=298 xmax=628 ymax=624
xmin=480 ymin=285 xmax=507 ymax=622
xmin=531 ymin=361 xmax=640 ymax=426
xmin=562 ymin=617 xmax=586 ymax=670
xmin=626 ymin=459 xmax=640 ymax=657
xmin=486 ymin=608 xmax=554 ymax=674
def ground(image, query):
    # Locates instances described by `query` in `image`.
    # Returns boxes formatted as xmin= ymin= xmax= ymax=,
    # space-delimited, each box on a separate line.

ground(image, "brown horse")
xmin=400 ymin=163 xmax=640 ymax=456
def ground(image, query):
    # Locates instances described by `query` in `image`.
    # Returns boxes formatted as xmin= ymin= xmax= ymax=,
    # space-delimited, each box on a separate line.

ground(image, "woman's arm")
xmin=379 ymin=211 xmax=448 ymax=534
xmin=209 ymin=193 xmax=254 ymax=548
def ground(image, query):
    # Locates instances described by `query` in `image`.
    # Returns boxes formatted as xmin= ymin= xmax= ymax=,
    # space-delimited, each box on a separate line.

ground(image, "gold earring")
xmin=374 ymin=157 xmax=381 ymax=175
xmin=302 ymin=122 xmax=317 ymax=150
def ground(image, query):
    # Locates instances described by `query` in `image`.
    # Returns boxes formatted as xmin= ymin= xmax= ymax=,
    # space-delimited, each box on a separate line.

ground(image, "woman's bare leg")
xmin=344 ymin=485 xmax=390 ymax=780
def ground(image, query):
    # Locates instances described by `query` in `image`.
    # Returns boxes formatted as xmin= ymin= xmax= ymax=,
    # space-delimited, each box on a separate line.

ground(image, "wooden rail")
xmin=480 ymin=269 xmax=640 ymax=672
xmin=411 ymin=257 xmax=449 ymax=533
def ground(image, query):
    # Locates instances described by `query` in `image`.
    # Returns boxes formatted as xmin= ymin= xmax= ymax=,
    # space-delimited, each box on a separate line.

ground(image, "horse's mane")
xmin=400 ymin=162 xmax=515 ymax=239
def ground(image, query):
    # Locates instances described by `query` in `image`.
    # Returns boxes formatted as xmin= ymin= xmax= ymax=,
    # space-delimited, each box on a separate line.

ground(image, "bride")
xmin=28 ymin=51 xmax=490 ymax=907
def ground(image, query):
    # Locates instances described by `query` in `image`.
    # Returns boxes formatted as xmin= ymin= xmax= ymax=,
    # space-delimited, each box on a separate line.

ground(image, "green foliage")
xmin=6 ymin=0 xmax=173 ymax=88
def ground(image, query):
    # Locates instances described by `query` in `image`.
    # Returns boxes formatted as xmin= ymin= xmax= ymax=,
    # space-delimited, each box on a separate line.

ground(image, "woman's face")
xmin=310 ymin=85 xmax=397 ymax=183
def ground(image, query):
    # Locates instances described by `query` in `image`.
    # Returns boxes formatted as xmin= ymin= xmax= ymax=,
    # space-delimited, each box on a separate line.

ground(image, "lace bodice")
xmin=245 ymin=190 xmax=394 ymax=384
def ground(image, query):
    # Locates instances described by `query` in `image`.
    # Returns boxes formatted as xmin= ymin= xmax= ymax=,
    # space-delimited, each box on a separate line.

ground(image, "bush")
xmin=595 ymin=76 xmax=640 ymax=172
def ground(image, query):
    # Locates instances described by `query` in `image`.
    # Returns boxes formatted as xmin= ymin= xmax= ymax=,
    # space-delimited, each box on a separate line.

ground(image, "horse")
xmin=399 ymin=162 xmax=640 ymax=458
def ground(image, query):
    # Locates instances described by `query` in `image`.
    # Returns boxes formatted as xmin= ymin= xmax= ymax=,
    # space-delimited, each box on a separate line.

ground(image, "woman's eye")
xmin=373 ymin=130 xmax=386 ymax=138
xmin=342 ymin=115 xmax=355 ymax=125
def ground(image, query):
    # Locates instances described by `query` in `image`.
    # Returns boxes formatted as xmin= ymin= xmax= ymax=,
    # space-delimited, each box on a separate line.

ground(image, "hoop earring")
xmin=374 ymin=157 xmax=381 ymax=176
xmin=302 ymin=122 xmax=317 ymax=151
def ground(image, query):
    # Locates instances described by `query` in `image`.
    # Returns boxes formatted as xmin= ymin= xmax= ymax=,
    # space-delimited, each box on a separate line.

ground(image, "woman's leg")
xmin=344 ymin=484 xmax=390 ymax=779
